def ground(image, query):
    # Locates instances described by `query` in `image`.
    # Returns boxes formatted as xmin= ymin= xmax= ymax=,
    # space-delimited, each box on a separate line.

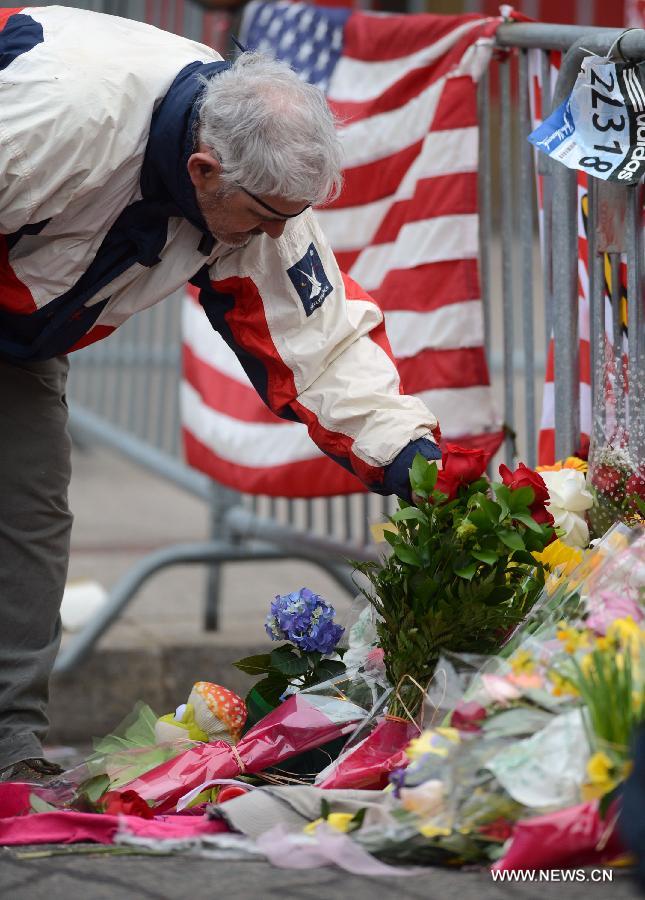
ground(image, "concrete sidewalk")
xmin=49 ymin=443 xmax=357 ymax=743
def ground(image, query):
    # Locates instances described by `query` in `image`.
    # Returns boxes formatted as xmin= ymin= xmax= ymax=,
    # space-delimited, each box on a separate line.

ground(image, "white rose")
xmin=540 ymin=469 xmax=594 ymax=513
xmin=549 ymin=506 xmax=590 ymax=548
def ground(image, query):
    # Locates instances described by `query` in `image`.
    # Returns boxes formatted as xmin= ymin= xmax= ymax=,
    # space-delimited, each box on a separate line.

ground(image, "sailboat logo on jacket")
xmin=287 ymin=243 xmax=333 ymax=315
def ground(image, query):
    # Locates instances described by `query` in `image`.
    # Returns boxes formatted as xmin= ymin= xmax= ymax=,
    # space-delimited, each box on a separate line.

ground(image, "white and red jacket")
xmin=0 ymin=5 xmax=441 ymax=496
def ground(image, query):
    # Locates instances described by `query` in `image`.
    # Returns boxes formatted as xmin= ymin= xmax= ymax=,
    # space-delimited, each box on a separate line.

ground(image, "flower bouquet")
xmin=586 ymin=322 xmax=645 ymax=536
xmin=233 ymin=587 xmax=346 ymax=728
xmin=113 ymin=675 xmax=382 ymax=812
xmin=354 ymin=448 xmax=555 ymax=719
xmin=307 ymin=526 xmax=643 ymax=870
xmin=316 ymin=448 xmax=556 ymax=790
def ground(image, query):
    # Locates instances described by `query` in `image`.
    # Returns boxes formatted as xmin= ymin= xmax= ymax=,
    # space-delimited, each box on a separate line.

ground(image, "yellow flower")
xmin=419 ymin=823 xmax=451 ymax=838
xmin=534 ymin=540 xmax=583 ymax=573
xmin=434 ymin=727 xmax=460 ymax=743
xmin=582 ymin=781 xmax=616 ymax=802
xmin=548 ymin=671 xmax=580 ymax=697
xmin=534 ymin=540 xmax=585 ymax=594
xmin=587 ymin=752 xmax=614 ymax=784
xmin=406 ymin=728 xmax=459 ymax=762
xmin=537 ymin=457 xmax=588 ymax=473
xmin=583 ymin=751 xmax=624 ymax=800
xmin=303 ymin=813 xmax=354 ymax=835
xmin=581 ymin=652 xmax=596 ymax=678
xmin=556 ymin=622 xmax=590 ymax=654
xmin=510 ymin=649 xmax=535 ymax=675
xmin=607 ymin=617 xmax=643 ymax=648
xmin=406 ymin=732 xmax=436 ymax=761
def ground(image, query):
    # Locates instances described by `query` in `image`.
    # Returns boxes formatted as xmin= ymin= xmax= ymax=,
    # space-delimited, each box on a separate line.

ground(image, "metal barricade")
xmin=53 ymin=13 xmax=645 ymax=672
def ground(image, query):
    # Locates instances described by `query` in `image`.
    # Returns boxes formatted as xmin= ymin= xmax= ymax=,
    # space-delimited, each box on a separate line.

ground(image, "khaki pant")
xmin=0 ymin=356 xmax=72 ymax=768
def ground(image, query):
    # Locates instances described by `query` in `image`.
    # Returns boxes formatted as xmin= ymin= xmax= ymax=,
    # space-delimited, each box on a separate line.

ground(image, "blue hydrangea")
xmin=265 ymin=587 xmax=344 ymax=655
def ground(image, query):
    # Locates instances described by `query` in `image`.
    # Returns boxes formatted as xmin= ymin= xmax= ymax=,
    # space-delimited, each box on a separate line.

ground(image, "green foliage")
xmin=354 ymin=454 xmax=553 ymax=717
xmin=234 ymin=644 xmax=346 ymax=722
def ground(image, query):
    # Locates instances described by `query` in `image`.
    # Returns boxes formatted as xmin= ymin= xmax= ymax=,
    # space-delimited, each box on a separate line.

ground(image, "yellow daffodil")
xmin=548 ymin=671 xmax=580 ymax=697
xmin=510 ymin=649 xmax=536 ymax=675
xmin=556 ymin=622 xmax=591 ymax=654
xmin=607 ymin=617 xmax=643 ymax=648
xmin=303 ymin=812 xmax=354 ymax=835
xmin=583 ymin=751 xmax=621 ymax=800
xmin=587 ymin=751 xmax=613 ymax=784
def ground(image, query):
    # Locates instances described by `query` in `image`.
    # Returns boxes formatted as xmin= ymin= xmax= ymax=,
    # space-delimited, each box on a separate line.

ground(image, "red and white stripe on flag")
xmin=181 ymin=10 xmax=504 ymax=497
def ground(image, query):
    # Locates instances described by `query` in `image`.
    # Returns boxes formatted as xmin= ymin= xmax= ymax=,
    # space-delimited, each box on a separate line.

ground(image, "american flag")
xmin=181 ymin=5 xmax=505 ymax=497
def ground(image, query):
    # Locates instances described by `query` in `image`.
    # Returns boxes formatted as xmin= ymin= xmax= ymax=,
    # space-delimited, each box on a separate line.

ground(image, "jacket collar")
xmin=140 ymin=60 xmax=232 ymax=236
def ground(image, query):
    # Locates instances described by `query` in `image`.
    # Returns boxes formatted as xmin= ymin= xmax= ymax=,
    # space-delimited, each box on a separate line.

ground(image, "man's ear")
xmin=187 ymin=150 xmax=222 ymax=192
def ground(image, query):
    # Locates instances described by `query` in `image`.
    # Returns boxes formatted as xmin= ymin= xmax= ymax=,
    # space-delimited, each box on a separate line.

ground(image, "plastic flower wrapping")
xmin=327 ymin=524 xmax=645 ymax=869
xmin=0 ymin=495 xmax=642 ymax=877
xmin=585 ymin=319 xmax=645 ymax=537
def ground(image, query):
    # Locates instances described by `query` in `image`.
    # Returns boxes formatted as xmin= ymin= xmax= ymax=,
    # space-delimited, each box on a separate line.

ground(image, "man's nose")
xmin=260 ymin=220 xmax=287 ymax=239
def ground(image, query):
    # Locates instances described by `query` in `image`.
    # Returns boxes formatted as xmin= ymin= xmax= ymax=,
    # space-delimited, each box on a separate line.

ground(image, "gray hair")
xmin=198 ymin=52 xmax=343 ymax=205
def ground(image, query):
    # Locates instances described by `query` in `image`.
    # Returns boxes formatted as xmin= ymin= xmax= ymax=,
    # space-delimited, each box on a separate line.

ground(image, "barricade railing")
xmin=52 ymin=12 xmax=645 ymax=671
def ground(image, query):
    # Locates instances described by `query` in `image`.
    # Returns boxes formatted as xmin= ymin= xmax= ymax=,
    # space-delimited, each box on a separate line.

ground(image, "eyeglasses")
xmin=239 ymin=186 xmax=310 ymax=220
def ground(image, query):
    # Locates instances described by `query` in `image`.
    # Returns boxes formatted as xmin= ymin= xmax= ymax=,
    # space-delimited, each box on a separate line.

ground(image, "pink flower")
xmin=480 ymin=674 xmax=521 ymax=706
xmin=586 ymin=590 xmax=644 ymax=635
xmin=365 ymin=647 xmax=385 ymax=671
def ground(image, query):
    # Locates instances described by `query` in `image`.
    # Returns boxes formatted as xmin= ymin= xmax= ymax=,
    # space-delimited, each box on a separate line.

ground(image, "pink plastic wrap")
xmin=317 ymin=717 xmax=417 ymax=790
xmin=0 ymin=809 xmax=228 ymax=845
xmin=120 ymin=692 xmax=365 ymax=811
xmin=493 ymin=800 xmax=626 ymax=871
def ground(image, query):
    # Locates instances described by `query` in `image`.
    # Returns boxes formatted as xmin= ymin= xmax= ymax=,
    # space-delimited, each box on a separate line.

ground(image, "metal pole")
xmin=519 ymin=49 xmax=537 ymax=468
xmin=610 ymin=254 xmax=625 ymax=435
xmin=551 ymin=164 xmax=579 ymax=460
xmin=587 ymin=178 xmax=606 ymax=453
xmin=54 ymin=540 xmax=357 ymax=674
xmin=540 ymin=49 xmax=554 ymax=349
xmin=626 ymin=186 xmax=645 ymax=466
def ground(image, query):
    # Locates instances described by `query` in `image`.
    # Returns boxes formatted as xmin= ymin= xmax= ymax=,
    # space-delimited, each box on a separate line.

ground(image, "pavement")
xmin=1 ymin=847 xmax=641 ymax=900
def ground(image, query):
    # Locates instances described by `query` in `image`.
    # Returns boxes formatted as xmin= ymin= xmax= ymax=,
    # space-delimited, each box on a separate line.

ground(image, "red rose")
xmin=478 ymin=817 xmax=514 ymax=842
xmin=499 ymin=462 xmax=549 ymax=506
xmin=499 ymin=462 xmax=555 ymax=529
xmin=591 ymin=464 xmax=625 ymax=496
xmin=450 ymin=700 xmax=487 ymax=733
xmin=102 ymin=789 xmax=154 ymax=819
xmin=436 ymin=444 xmax=488 ymax=499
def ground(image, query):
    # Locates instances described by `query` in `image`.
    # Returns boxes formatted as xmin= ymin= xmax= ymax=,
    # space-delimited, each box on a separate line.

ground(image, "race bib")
xmin=529 ymin=56 xmax=645 ymax=184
